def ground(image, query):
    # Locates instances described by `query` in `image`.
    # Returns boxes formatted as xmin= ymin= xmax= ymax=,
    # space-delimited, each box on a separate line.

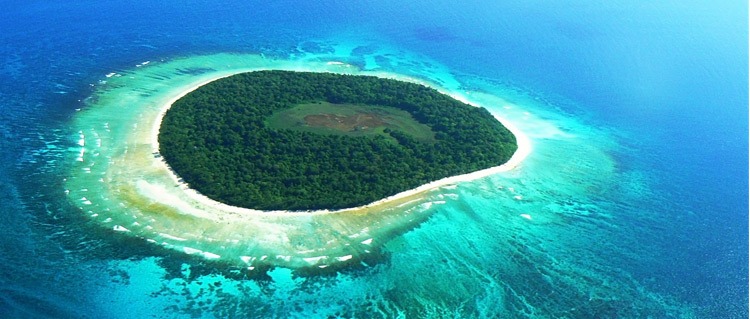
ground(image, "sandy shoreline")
xmin=149 ymin=69 xmax=532 ymax=216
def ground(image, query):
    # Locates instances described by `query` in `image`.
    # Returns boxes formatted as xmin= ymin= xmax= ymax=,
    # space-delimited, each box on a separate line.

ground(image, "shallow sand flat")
xmin=69 ymin=54 xmax=534 ymax=269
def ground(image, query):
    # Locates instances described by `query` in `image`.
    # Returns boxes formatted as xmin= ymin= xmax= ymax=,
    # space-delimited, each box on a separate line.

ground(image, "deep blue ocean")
xmin=0 ymin=1 xmax=747 ymax=318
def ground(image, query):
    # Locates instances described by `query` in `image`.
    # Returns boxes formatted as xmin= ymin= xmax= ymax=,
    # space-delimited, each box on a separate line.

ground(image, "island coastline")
xmin=149 ymin=69 xmax=532 ymax=217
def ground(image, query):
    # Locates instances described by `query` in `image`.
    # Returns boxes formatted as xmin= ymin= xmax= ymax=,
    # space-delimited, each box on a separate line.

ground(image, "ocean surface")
xmin=0 ymin=1 xmax=747 ymax=318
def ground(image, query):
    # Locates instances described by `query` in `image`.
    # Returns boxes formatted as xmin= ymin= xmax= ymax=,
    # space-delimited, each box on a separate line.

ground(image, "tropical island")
xmin=158 ymin=70 xmax=517 ymax=211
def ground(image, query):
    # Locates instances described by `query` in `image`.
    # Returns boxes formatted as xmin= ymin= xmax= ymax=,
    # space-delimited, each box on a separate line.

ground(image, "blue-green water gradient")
xmin=0 ymin=1 xmax=746 ymax=318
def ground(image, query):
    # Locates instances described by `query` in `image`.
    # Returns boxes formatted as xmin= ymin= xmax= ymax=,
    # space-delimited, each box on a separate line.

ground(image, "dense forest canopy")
xmin=158 ymin=70 xmax=517 ymax=211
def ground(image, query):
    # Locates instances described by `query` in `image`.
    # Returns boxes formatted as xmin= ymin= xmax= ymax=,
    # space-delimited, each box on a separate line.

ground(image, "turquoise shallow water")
xmin=0 ymin=1 xmax=746 ymax=318
xmin=60 ymin=51 xmax=688 ymax=317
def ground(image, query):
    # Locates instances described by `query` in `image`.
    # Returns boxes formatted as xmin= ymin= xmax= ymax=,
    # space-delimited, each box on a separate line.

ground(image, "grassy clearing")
xmin=265 ymin=101 xmax=436 ymax=143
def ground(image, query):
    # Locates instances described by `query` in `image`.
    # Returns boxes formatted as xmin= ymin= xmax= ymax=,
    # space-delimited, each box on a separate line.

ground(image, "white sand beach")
xmin=148 ymin=70 xmax=532 ymax=218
